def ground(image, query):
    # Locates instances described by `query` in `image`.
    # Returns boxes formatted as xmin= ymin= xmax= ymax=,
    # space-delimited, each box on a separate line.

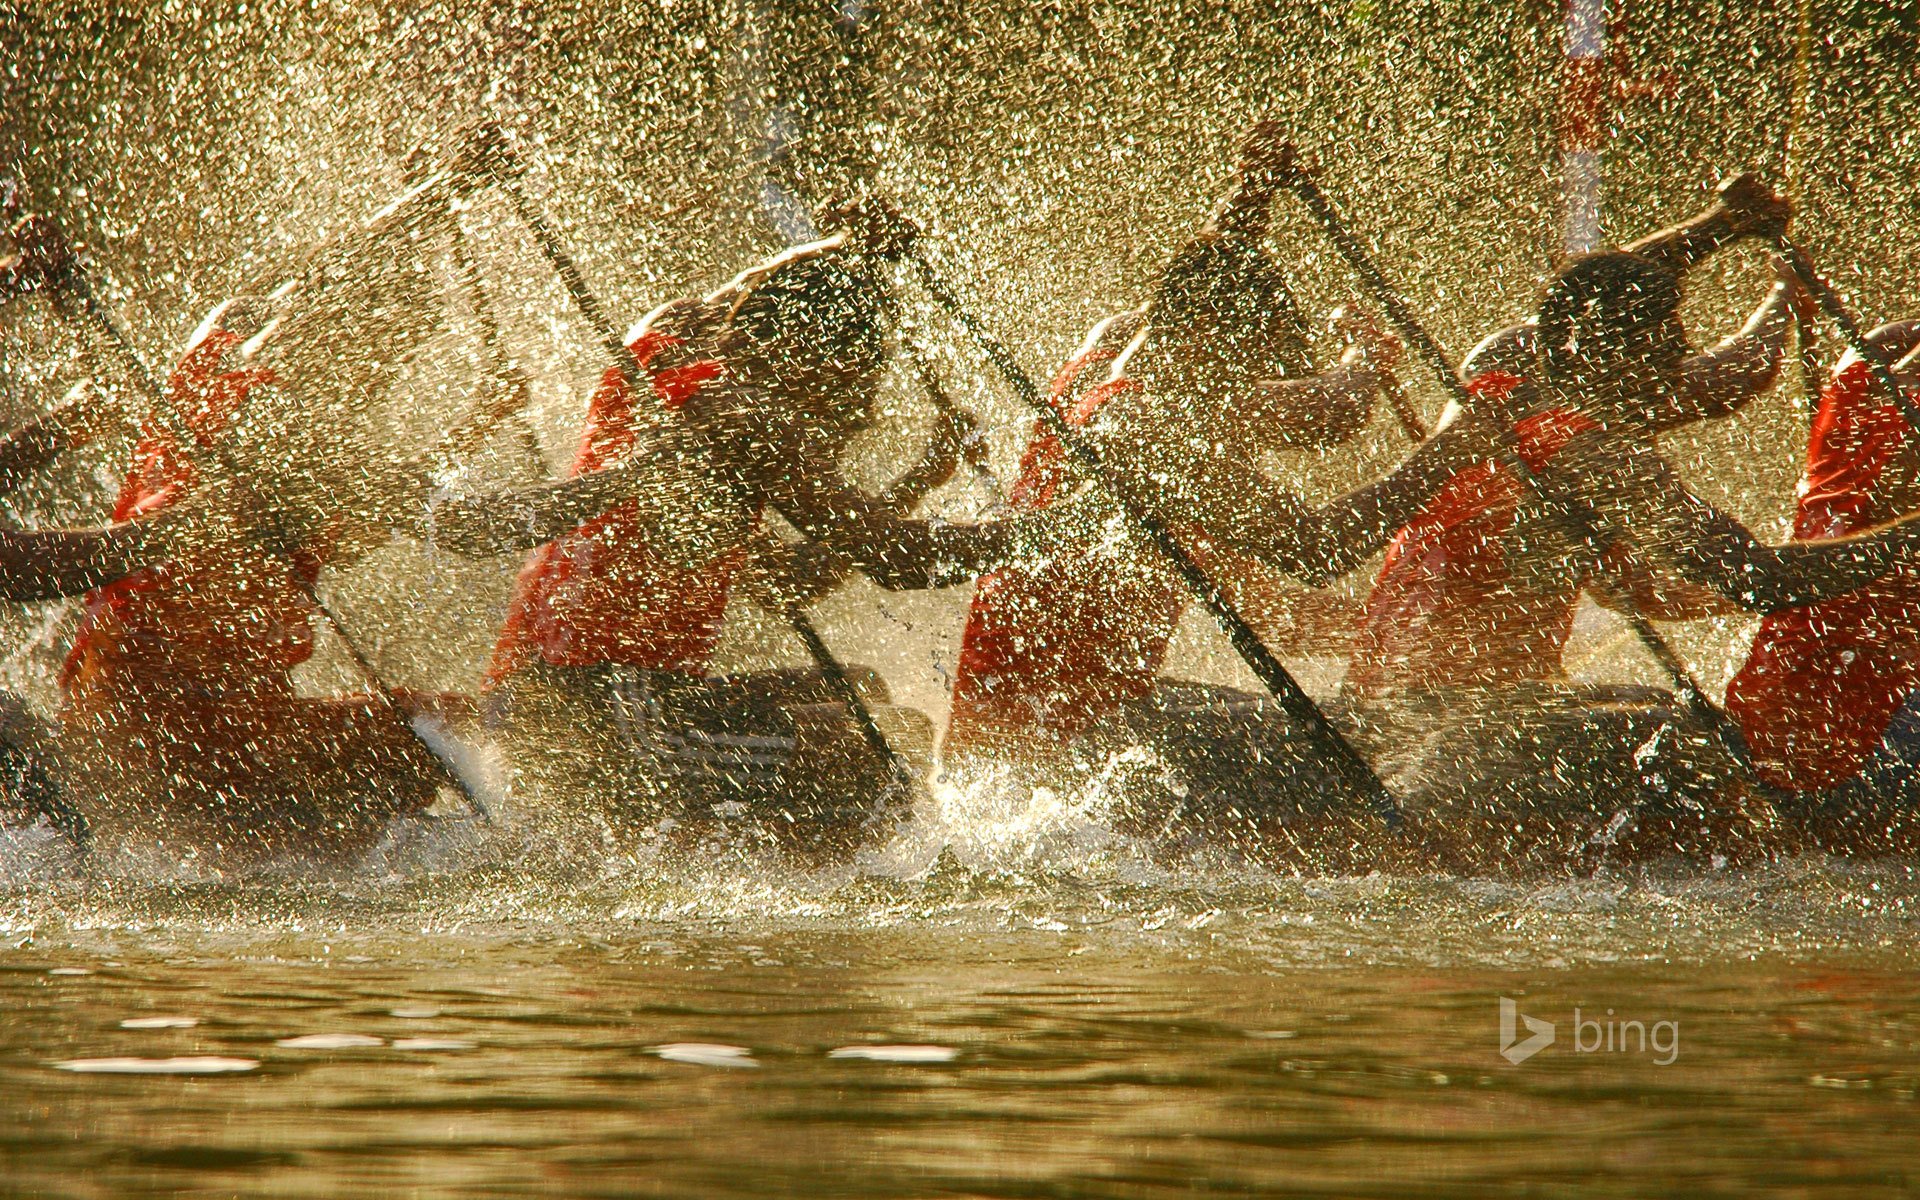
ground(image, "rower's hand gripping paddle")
xmin=1771 ymin=238 xmax=1920 ymax=431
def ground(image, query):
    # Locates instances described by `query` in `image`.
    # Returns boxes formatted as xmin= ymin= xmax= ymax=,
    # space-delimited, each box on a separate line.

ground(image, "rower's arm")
xmin=0 ymin=410 xmax=76 ymax=496
xmin=756 ymin=429 xmax=1045 ymax=592
xmin=1559 ymin=431 xmax=1920 ymax=612
xmin=0 ymin=507 xmax=190 ymax=602
xmin=1281 ymin=421 xmax=1498 ymax=584
xmin=1183 ymin=412 xmax=1498 ymax=586
xmin=0 ymin=384 xmax=116 ymax=496
xmin=1236 ymin=343 xmax=1388 ymax=449
xmin=1621 ymin=174 xmax=1788 ymax=275
xmin=1205 ymin=118 xmax=1301 ymax=242
xmin=1620 ymin=200 xmax=1748 ymax=275
xmin=1460 ymin=322 xmax=1538 ymax=381
xmin=422 ymin=452 xmax=717 ymax=558
xmin=748 ymin=405 xmax=975 ymax=611
xmin=1845 ymin=319 xmax=1920 ymax=372
xmin=1591 ymin=542 xmax=1742 ymax=621
xmin=1667 ymin=279 xmax=1794 ymax=422
xmin=877 ymin=403 xmax=969 ymax=512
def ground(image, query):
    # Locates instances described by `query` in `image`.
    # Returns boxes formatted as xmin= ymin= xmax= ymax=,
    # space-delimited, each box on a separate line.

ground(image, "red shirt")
xmin=62 ymin=329 xmax=324 ymax=693
xmin=1726 ymin=359 xmax=1920 ymax=790
xmin=1346 ymin=373 xmax=1607 ymax=697
xmin=484 ymin=331 xmax=736 ymax=686
xmin=945 ymin=344 xmax=1191 ymax=758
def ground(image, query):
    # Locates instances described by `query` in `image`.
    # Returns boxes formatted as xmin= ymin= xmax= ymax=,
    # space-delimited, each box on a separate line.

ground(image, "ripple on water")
xmin=827 ymin=1045 xmax=959 ymax=1063
xmin=119 ymin=1016 xmax=199 ymax=1029
xmin=275 ymin=1034 xmax=385 ymax=1049
xmin=52 ymin=1057 xmax=258 ymax=1074
xmin=390 ymin=1038 xmax=476 ymax=1051
xmin=655 ymin=1043 xmax=758 ymax=1068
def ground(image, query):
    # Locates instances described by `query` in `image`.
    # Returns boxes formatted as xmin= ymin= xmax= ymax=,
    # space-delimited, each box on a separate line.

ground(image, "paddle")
xmin=904 ymin=249 xmax=1403 ymax=828
xmin=474 ymin=144 xmax=919 ymax=822
xmin=1771 ymin=237 xmax=1920 ymax=431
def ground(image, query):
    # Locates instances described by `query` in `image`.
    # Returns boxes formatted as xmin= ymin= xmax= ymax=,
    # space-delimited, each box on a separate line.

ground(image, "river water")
xmin=3 ymin=818 xmax=1916 ymax=1198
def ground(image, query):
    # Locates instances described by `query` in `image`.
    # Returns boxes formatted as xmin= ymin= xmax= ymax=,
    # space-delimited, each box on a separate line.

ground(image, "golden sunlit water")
xmin=4 ymin=850 xmax=1920 ymax=1197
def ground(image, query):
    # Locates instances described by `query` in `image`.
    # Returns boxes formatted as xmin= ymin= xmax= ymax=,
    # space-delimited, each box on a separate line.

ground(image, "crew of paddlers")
xmin=3 ymin=121 xmax=1916 ymax=874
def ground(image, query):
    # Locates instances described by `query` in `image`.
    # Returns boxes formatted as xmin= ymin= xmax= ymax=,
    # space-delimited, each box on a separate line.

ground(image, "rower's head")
xmin=725 ymin=238 xmax=899 ymax=442
xmin=1143 ymin=233 xmax=1310 ymax=394
xmin=1537 ymin=250 xmax=1690 ymax=424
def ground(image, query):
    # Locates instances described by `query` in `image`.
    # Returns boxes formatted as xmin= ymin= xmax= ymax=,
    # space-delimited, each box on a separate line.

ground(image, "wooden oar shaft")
xmin=908 ymin=252 xmax=1402 ymax=828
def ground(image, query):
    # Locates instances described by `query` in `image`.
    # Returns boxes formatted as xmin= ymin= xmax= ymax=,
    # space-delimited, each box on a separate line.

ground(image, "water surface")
xmin=4 ymin=842 xmax=1916 ymax=1198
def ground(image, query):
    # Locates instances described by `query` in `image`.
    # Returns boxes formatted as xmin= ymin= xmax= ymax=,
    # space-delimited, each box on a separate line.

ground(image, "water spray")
xmin=904 ymin=248 xmax=1402 ymax=829
xmin=1781 ymin=0 xmax=1825 ymax=419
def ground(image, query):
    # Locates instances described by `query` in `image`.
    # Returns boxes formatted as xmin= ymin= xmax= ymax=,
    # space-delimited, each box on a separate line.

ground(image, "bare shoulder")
xmin=1461 ymin=321 xmax=1537 ymax=381
xmin=1082 ymin=307 xmax=1149 ymax=359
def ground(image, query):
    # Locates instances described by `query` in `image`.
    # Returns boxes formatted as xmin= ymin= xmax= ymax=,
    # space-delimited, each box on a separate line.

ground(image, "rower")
xmin=0 ymin=381 xmax=235 ymax=845
xmin=940 ymin=122 xmax=1502 ymax=867
xmin=482 ymin=195 xmax=1066 ymax=854
xmin=51 ymin=154 xmax=704 ymax=867
xmin=1347 ymin=177 xmax=1920 ymax=870
xmin=1727 ymin=322 xmax=1920 ymax=854
xmin=0 ymin=217 xmax=264 ymax=845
